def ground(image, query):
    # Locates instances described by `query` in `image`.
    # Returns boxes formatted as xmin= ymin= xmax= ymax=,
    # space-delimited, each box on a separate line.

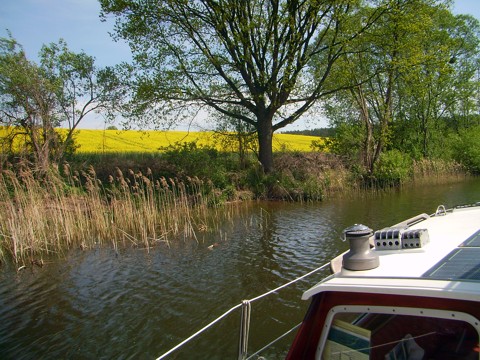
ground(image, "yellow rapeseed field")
xmin=73 ymin=129 xmax=321 ymax=153
xmin=0 ymin=127 xmax=324 ymax=153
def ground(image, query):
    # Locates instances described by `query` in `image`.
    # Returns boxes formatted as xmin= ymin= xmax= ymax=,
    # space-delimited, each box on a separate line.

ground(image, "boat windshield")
xmin=318 ymin=307 xmax=480 ymax=360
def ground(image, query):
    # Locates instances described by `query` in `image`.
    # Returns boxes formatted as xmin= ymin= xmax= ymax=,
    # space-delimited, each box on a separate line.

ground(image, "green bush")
xmin=241 ymin=162 xmax=325 ymax=201
xmin=452 ymin=126 xmax=480 ymax=174
xmin=160 ymin=141 xmax=229 ymax=187
xmin=328 ymin=123 xmax=364 ymax=165
xmin=298 ymin=175 xmax=324 ymax=201
xmin=242 ymin=164 xmax=268 ymax=198
xmin=373 ymin=149 xmax=412 ymax=186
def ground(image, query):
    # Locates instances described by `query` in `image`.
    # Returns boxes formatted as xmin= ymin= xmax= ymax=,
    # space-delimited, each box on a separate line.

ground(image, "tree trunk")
xmin=421 ymin=115 xmax=428 ymax=158
xmin=372 ymin=63 xmax=395 ymax=173
xmin=353 ymin=86 xmax=374 ymax=174
xmin=28 ymin=126 xmax=50 ymax=174
xmin=257 ymin=116 xmax=274 ymax=173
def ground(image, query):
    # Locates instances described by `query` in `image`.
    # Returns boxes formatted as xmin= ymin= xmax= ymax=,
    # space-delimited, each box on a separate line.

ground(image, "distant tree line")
xmin=281 ymin=128 xmax=335 ymax=137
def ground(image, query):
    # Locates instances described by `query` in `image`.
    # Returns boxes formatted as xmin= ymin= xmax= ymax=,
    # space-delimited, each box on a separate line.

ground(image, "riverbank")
xmin=0 ymin=151 xmax=467 ymax=265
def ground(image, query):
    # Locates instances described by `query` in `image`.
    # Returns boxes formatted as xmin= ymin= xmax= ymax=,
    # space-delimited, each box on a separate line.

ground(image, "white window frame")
xmin=316 ymin=305 xmax=480 ymax=359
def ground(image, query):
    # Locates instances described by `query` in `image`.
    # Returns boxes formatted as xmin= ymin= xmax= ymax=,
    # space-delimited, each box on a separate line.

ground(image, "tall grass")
xmin=412 ymin=158 xmax=465 ymax=179
xmin=0 ymin=163 xmax=227 ymax=266
xmin=266 ymin=152 xmax=350 ymax=201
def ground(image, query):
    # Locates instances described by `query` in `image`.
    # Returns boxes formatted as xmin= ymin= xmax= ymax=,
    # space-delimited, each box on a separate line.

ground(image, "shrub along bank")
xmin=0 ymin=141 xmax=468 ymax=266
xmin=69 ymin=142 xmax=349 ymax=201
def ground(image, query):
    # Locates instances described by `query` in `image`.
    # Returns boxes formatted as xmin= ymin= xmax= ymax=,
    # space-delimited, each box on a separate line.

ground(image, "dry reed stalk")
xmin=0 ymin=163 xmax=233 ymax=265
xmin=412 ymin=158 xmax=464 ymax=180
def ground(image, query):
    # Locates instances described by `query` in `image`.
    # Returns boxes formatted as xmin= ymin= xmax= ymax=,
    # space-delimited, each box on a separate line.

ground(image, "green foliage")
xmin=242 ymin=164 xmax=266 ymax=198
xmin=297 ymin=175 xmax=325 ymax=201
xmin=310 ymin=137 xmax=332 ymax=152
xmin=242 ymin=169 xmax=300 ymax=200
xmin=328 ymin=123 xmax=364 ymax=165
xmin=452 ymin=126 xmax=480 ymax=174
xmin=283 ymin=128 xmax=335 ymax=137
xmin=160 ymin=141 xmax=228 ymax=188
xmin=240 ymin=152 xmax=342 ymax=201
xmin=0 ymin=34 xmax=121 ymax=171
xmin=373 ymin=150 xmax=412 ymax=186
xmin=210 ymin=109 xmax=258 ymax=169
xmin=100 ymin=0 xmax=387 ymax=172
xmin=319 ymin=1 xmax=480 ymax=174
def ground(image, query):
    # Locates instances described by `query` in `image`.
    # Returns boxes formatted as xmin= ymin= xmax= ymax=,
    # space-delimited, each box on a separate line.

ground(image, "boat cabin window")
xmin=318 ymin=306 xmax=480 ymax=360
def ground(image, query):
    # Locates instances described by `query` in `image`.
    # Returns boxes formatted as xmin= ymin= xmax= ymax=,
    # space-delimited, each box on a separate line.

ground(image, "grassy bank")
xmin=0 ymin=149 xmax=347 ymax=266
xmin=0 ymin=145 xmax=467 ymax=266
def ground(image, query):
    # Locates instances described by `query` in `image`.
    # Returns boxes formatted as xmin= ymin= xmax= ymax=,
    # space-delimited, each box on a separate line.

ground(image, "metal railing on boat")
xmin=156 ymin=261 xmax=331 ymax=360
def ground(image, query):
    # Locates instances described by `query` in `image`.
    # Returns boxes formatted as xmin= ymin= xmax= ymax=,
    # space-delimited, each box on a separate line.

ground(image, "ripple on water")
xmin=1 ymin=179 xmax=480 ymax=359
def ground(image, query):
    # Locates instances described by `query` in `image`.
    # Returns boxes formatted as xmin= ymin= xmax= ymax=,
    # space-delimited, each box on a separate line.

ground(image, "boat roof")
xmin=302 ymin=204 xmax=480 ymax=302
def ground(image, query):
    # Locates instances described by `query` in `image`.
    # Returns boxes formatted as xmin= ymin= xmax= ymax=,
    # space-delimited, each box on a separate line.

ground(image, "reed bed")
xmin=412 ymin=158 xmax=465 ymax=179
xmin=0 ymin=164 xmax=228 ymax=266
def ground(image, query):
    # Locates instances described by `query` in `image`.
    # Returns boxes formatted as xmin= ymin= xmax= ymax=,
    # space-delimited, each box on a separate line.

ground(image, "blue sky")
xmin=1 ymin=0 xmax=479 ymax=67
xmin=1 ymin=0 xmax=480 ymax=129
xmin=0 ymin=0 xmax=131 ymax=67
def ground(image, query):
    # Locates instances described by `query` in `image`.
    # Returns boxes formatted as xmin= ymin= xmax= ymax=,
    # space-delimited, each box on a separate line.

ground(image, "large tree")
xmin=100 ymin=0 xmax=388 ymax=172
xmin=394 ymin=10 xmax=480 ymax=158
xmin=322 ymin=0 xmax=480 ymax=173
xmin=0 ymin=36 xmax=123 ymax=171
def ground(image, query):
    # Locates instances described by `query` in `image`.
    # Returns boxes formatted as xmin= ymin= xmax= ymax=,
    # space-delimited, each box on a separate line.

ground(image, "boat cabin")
xmin=287 ymin=204 xmax=480 ymax=359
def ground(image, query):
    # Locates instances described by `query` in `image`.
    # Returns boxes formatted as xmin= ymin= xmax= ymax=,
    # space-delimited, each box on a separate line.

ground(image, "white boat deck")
xmin=303 ymin=205 xmax=480 ymax=301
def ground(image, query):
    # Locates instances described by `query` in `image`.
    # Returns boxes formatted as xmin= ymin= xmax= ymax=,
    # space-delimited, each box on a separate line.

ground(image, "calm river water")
xmin=1 ymin=178 xmax=480 ymax=359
